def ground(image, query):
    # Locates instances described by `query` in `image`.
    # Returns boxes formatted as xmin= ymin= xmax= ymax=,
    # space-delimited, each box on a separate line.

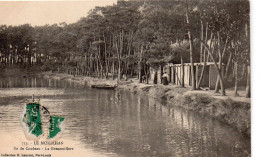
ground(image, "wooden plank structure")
xmin=150 ymin=62 xmax=224 ymax=89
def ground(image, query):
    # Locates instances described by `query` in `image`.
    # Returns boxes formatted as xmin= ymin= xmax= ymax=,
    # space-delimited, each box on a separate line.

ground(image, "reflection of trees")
xmin=0 ymin=77 xmax=39 ymax=88
xmin=162 ymin=104 xmax=250 ymax=156
xmin=51 ymin=89 xmax=250 ymax=157
xmin=0 ymin=76 xmax=251 ymax=156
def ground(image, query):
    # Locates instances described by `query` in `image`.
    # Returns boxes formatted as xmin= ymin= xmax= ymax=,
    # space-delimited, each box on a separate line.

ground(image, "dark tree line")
xmin=0 ymin=0 xmax=250 ymax=97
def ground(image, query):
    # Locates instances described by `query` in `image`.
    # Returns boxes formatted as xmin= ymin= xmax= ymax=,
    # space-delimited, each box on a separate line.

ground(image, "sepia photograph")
xmin=0 ymin=0 xmax=252 ymax=156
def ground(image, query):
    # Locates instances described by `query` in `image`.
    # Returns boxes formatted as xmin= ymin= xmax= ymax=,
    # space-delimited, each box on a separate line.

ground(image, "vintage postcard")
xmin=0 ymin=0 xmax=251 ymax=157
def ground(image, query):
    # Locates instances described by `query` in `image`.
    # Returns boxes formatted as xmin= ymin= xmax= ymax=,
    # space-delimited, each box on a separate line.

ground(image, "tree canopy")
xmin=0 ymin=0 xmax=250 ymax=96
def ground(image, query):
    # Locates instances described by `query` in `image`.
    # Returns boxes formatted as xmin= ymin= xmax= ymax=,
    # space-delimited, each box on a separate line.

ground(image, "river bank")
xmin=39 ymin=71 xmax=251 ymax=138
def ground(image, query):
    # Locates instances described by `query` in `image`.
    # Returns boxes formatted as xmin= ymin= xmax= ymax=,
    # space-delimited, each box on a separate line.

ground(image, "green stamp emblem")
xmin=22 ymin=103 xmax=42 ymax=137
xmin=22 ymin=101 xmax=65 ymax=139
xmin=49 ymin=116 xmax=65 ymax=139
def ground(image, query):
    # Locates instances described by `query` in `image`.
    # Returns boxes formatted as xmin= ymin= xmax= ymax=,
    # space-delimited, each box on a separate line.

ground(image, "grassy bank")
xmin=40 ymin=71 xmax=251 ymax=137
xmin=39 ymin=71 xmax=117 ymax=87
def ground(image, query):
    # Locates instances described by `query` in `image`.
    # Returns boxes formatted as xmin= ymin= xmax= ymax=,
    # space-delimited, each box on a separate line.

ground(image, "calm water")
xmin=0 ymin=74 xmax=250 ymax=157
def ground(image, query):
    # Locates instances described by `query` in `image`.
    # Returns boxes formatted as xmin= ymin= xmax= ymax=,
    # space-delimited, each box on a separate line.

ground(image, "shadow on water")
xmin=0 ymin=74 xmax=250 ymax=157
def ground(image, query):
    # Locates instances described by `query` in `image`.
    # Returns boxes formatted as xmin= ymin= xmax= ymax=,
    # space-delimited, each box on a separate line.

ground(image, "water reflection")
xmin=0 ymin=75 xmax=250 ymax=157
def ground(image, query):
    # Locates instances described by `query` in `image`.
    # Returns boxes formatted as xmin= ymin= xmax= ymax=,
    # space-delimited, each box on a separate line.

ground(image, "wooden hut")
xmin=166 ymin=62 xmax=224 ymax=89
xmin=147 ymin=56 xmax=173 ymax=84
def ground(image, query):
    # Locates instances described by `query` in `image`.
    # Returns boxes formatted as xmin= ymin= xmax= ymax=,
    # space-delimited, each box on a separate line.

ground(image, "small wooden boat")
xmin=91 ymin=84 xmax=116 ymax=90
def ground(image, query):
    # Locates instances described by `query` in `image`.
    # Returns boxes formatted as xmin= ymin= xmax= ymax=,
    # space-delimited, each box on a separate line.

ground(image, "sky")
xmin=0 ymin=0 xmax=117 ymax=26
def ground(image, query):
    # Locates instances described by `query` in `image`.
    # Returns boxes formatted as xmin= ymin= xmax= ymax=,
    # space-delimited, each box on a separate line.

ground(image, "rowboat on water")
xmin=90 ymin=84 xmax=117 ymax=90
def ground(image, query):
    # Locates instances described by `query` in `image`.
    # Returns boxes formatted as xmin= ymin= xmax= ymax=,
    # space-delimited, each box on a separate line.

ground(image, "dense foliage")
xmin=0 ymin=0 xmax=250 ymax=97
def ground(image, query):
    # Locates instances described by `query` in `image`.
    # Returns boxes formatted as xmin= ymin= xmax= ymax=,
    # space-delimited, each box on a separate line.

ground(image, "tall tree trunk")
xmin=185 ymin=1 xmax=196 ymax=90
xmin=115 ymin=30 xmax=123 ymax=81
xmin=97 ymin=45 xmax=103 ymax=79
xmin=197 ymin=26 xmax=211 ymax=89
xmin=200 ymin=20 xmax=204 ymax=63
xmin=215 ymin=32 xmax=229 ymax=93
xmin=126 ymin=30 xmax=133 ymax=75
xmin=234 ymin=61 xmax=239 ymax=96
xmin=112 ymin=61 xmax=115 ymax=80
xmin=103 ymin=32 xmax=108 ymax=79
xmin=224 ymin=52 xmax=233 ymax=80
xmin=146 ymin=64 xmax=149 ymax=84
xmin=100 ymin=61 xmax=103 ymax=79
xmin=245 ymin=65 xmax=250 ymax=98
xmin=214 ymin=31 xmax=225 ymax=96
xmin=138 ymin=46 xmax=143 ymax=83
xmin=118 ymin=60 xmax=121 ymax=80
xmin=27 ymin=46 xmax=31 ymax=65
xmin=198 ymin=36 xmax=226 ymax=96
xmin=96 ymin=59 xmax=100 ymax=78
xmin=241 ymin=64 xmax=246 ymax=79
xmin=181 ymin=56 xmax=184 ymax=87
xmin=245 ymin=22 xmax=250 ymax=98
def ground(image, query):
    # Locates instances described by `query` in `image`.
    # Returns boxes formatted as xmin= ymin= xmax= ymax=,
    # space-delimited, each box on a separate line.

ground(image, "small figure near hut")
xmin=162 ymin=72 xmax=169 ymax=85
xmin=153 ymin=72 xmax=158 ymax=84
xmin=141 ymin=75 xmax=146 ymax=83
xmin=122 ymin=73 xmax=127 ymax=81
